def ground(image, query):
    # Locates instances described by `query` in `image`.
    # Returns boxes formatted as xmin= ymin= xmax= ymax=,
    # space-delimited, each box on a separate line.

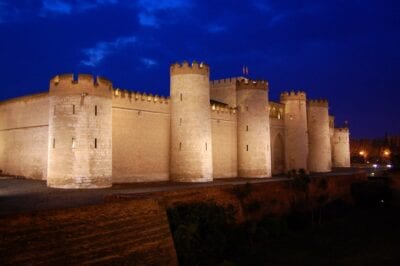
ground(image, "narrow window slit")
xmin=95 ymin=138 xmax=97 ymax=149
xmin=246 ymin=145 xmax=249 ymax=151
xmin=95 ymin=105 xmax=98 ymax=116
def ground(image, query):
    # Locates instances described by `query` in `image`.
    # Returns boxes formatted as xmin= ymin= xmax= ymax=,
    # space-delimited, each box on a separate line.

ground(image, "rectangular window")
xmin=246 ymin=145 xmax=249 ymax=151
xmin=53 ymin=138 xmax=55 ymax=149
xmin=94 ymin=138 xmax=97 ymax=149
xmin=72 ymin=138 xmax=75 ymax=149
xmin=179 ymin=142 xmax=182 ymax=151
xmin=95 ymin=105 xmax=98 ymax=116
xmin=205 ymin=142 xmax=208 ymax=151
xmin=72 ymin=105 xmax=75 ymax=114
xmin=246 ymin=106 xmax=249 ymax=111
xmin=246 ymin=125 xmax=249 ymax=131
xmin=180 ymin=93 xmax=183 ymax=101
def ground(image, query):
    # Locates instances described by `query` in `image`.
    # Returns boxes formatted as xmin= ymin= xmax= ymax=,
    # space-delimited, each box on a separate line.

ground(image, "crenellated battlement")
xmin=49 ymin=74 xmax=113 ymax=98
xmin=210 ymin=77 xmax=244 ymax=86
xmin=97 ymin=76 xmax=113 ymax=88
xmin=112 ymin=88 xmax=170 ymax=105
xmin=0 ymin=60 xmax=353 ymax=188
xmin=170 ymin=60 xmax=209 ymax=76
xmin=236 ymin=79 xmax=268 ymax=91
xmin=280 ymin=91 xmax=307 ymax=102
xmin=307 ymin=99 xmax=329 ymax=107
xmin=210 ymin=103 xmax=237 ymax=114
xmin=334 ymin=127 xmax=349 ymax=132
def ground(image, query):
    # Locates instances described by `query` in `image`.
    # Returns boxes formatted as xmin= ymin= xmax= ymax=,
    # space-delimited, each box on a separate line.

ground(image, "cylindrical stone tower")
xmin=237 ymin=79 xmax=272 ymax=178
xmin=47 ymin=74 xmax=113 ymax=188
xmin=307 ymin=100 xmax=332 ymax=172
xmin=332 ymin=127 xmax=351 ymax=167
xmin=170 ymin=61 xmax=213 ymax=182
xmin=329 ymin=116 xmax=335 ymax=166
xmin=280 ymin=91 xmax=309 ymax=172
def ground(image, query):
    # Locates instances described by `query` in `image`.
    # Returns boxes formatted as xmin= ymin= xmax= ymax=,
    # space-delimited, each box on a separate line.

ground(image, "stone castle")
xmin=0 ymin=61 xmax=350 ymax=188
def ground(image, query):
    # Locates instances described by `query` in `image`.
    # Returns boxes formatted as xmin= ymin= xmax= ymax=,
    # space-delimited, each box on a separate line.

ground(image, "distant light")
xmin=384 ymin=150 xmax=390 ymax=156
xmin=359 ymin=150 xmax=365 ymax=156
xmin=371 ymin=172 xmax=375 ymax=176
xmin=380 ymin=199 xmax=385 ymax=203
xmin=373 ymin=164 xmax=378 ymax=168
xmin=387 ymin=164 xmax=392 ymax=168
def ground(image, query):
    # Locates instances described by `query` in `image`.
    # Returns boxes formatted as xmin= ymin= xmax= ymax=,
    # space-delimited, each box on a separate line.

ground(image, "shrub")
xmin=167 ymin=202 xmax=235 ymax=266
xmin=351 ymin=180 xmax=392 ymax=208
xmin=318 ymin=178 xmax=328 ymax=190
xmin=232 ymin=182 xmax=252 ymax=201
xmin=244 ymin=200 xmax=261 ymax=213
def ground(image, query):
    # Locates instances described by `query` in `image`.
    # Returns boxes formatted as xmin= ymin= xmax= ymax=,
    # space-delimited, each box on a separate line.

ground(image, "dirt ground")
xmin=0 ymin=168 xmax=364 ymax=217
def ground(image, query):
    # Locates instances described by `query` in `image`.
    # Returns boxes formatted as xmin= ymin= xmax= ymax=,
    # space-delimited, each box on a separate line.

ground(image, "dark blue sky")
xmin=0 ymin=0 xmax=399 ymax=138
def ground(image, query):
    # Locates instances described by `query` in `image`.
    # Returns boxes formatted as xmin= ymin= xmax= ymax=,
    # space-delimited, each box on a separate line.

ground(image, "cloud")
xmin=80 ymin=36 xmax=136 ymax=67
xmin=139 ymin=0 xmax=188 ymax=12
xmin=252 ymin=0 xmax=322 ymax=27
xmin=136 ymin=0 xmax=191 ymax=27
xmin=141 ymin=58 xmax=157 ymax=68
xmin=252 ymin=0 xmax=272 ymax=12
xmin=41 ymin=0 xmax=72 ymax=15
xmin=0 ymin=1 xmax=21 ymax=23
xmin=138 ymin=13 xmax=158 ymax=27
xmin=40 ymin=0 xmax=118 ymax=16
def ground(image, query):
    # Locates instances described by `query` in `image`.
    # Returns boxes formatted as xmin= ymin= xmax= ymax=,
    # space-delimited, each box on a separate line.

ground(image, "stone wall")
xmin=236 ymin=80 xmax=272 ymax=177
xmin=112 ymin=92 xmax=171 ymax=182
xmin=0 ymin=93 xmax=49 ymax=179
xmin=170 ymin=62 xmax=213 ymax=182
xmin=307 ymin=100 xmax=332 ymax=172
xmin=211 ymin=107 xmax=237 ymax=178
xmin=281 ymin=91 xmax=309 ymax=171
xmin=47 ymin=74 xmax=113 ymax=188
xmin=210 ymin=78 xmax=241 ymax=106
xmin=270 ymin=117 xmax=285 ymax=175
xmin=332 ymin=128 xmax=351 ymax=167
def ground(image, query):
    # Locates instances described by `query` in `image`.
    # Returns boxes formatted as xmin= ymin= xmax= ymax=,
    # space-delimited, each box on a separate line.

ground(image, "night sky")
xmin=0 ymin=0 xmax=399 ymax=138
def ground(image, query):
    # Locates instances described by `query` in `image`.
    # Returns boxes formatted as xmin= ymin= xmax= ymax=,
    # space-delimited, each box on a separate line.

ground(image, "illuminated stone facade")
xmin=0 ymin=61 xmax=351 ymax=188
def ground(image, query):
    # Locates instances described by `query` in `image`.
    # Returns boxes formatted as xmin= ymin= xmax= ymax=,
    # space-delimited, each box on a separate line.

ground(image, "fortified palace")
xmin=0 ymin=61 xmax=350 ymax=188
